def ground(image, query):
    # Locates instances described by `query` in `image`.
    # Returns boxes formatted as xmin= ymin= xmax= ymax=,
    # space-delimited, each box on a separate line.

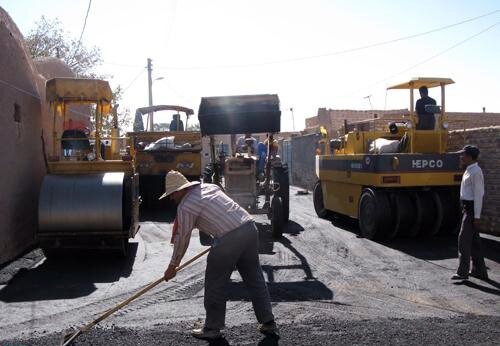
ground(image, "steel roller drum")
xmin=39 ymin=172 xmax=125 ymax=232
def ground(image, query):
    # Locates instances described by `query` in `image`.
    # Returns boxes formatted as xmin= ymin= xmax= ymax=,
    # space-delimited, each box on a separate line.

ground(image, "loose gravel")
xmin=4 ymin=314 xmax=500 ymax=346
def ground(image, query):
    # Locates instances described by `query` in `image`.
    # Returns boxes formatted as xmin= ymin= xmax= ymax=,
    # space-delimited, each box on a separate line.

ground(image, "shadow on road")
xmin=229 ymin=221 xmax=333 ymax=302
xmin=0 ymin=243 xmax=138 ymax=302
xmin=454 ymin=278 xmax=500 ymax=296
xmin=328 ymin=213 xmax=500 ymax=264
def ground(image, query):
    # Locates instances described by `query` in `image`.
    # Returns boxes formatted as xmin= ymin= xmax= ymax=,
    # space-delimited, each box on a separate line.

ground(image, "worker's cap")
xmin=459 ymin=145 xmax=480 ymax=158
xmin=159 ymin=170 xmax=200 ymax=200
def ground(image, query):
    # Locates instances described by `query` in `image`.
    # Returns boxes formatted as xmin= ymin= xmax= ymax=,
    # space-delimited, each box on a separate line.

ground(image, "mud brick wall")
xmin=448 ymin=126 xmax=500 ymax=235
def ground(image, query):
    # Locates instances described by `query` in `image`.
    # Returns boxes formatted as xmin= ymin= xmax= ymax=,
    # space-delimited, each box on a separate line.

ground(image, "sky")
xmin=2 ymin=0 xmax=500 ymax=131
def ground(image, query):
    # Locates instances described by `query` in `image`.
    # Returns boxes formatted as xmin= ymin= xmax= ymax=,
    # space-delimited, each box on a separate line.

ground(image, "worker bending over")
xmin=160 ymin=171 xmax=277 ymax=339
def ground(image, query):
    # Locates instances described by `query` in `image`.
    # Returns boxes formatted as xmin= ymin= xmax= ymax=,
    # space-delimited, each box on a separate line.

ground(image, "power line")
xmin=101 ymin=9 xmax=499 ymax=71
xmin=155 ymin=9 xmax=500 ymax=70
xmin=122 ymin=69 xmax=146 ymax=92
xmin=73 ymin=0 xmax=92 ymax=61
xmin=342 ymin=21 xmax=500 ymax=99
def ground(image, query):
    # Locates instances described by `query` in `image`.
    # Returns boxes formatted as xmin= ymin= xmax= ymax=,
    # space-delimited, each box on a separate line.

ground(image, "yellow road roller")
xmin=314 ymin=77 xmax=464 ymax=239
xmin=38 ymin=78 xmax=139 ymax=255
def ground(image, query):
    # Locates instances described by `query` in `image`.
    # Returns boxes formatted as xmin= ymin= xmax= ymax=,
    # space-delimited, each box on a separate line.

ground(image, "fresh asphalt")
xmin=1 ymin=187 xmax=499 ymax=345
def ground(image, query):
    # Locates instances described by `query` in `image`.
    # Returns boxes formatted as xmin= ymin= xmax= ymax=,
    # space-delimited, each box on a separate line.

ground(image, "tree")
xmin=25 ymin=16 xmax=132 ymax=134
xmin=25 ymin=16 xmax=102 ymax=78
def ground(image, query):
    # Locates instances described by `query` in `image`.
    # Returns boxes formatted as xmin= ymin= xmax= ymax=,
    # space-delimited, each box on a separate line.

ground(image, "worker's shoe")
xmin=469 ymin=270 xmax=489 ymax=280
xmin=191 ymin=327 xmax=222 ymax=340
xmin=451 ymin=274 xmax=469 ymax=281
xmin=259 ymin=320 xmax=279 ymax=335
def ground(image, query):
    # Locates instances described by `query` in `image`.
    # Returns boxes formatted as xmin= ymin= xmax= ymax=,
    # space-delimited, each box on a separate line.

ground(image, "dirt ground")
xmin=1 ymin=187 xmax=499 ymax=345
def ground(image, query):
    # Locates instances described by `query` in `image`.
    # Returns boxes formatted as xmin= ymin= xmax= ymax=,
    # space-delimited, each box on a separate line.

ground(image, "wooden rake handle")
xmin=63 ymin=247 xmax=210 ymax=345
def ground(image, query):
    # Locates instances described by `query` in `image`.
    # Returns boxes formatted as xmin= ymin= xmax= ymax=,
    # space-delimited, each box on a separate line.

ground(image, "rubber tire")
xmin=271 ymin=196 xmax=284 ymax=238
xmin=405 ymin=191 xmax=423 ymax=238
xmin=313 ymin=181 xmax=329 ymax=219
xmin=358 ymin=188 xmax=392 ymax=240
xmin=388 ymin=192 xmax=411 ymax=239
xmin=437 ymin=188 xmax=461 ymax=236
xmin=273 ymin=164 xmax=290 ymax=223
xmin=417 ymin=191 xmax=443 ymax=237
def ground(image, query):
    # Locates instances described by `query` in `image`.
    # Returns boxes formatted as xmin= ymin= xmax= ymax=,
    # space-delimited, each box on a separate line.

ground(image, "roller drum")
xmin=39 ymin=173 xmax=125 ymax=232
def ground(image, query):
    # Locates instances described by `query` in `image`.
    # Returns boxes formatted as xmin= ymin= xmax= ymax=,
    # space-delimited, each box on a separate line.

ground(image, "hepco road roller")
xmin=38 ymin=78 xmax=140 ymax=256
xmin=314 ymin=77 xmax=464 ymax=240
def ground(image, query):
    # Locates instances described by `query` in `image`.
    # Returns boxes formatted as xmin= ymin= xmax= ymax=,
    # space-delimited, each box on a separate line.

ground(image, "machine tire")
xmin=405 ymin=191 xmax=423 ymax=238
xmin=437 ymin=188 xmax=461 ymax=236
xmin=273 ymin=164 xmax=290 ymax=223
xmin=313 ymin=181 xmax=330 ymax=219
xmin=388 ymin=191 xmax=413 ymax=239
xmin=417 ymin=191 xmax=443 ymax=237
xmin=271 ymin=196 xmax=284 ymax=238
xmin=358 ymin=188 xmax=392 ymax=240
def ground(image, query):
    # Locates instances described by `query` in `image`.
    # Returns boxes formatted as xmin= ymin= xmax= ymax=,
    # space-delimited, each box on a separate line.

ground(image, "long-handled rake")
xmin=61 ymin=247 xmax=210 ymax=346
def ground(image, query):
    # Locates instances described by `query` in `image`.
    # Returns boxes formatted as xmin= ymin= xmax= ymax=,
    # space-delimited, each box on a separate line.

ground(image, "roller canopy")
xmin=198 ymin=94 xmax=281 ymax=136
xmin=387 ymin=77 xmax=454 ymax=90
xmin=135 ymin=105 xmax=194 ymax=116
xmin=46 ymin=78 xmax=113 ymax=105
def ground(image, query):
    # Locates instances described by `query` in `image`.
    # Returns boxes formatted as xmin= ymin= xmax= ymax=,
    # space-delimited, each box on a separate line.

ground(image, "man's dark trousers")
xmin=457 ymin=201 xmax=487 ymax=276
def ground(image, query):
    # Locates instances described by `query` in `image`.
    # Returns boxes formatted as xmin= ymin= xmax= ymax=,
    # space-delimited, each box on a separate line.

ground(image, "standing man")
xmin=415 ymin=86 xmax=437 ymax=130
xmin=452 ymin=145 xmax=488 ymax=280
xmin=160 ymin=171 xmax=277 ymax=339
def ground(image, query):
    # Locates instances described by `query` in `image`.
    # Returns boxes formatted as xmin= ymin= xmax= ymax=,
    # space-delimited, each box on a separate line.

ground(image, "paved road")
xmin=1 ymin=186 xmax=499 ymax=345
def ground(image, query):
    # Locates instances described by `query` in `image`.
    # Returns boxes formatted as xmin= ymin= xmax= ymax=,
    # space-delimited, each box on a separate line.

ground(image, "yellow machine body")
xmin=314 ymin=77 xmax=464 ymax=239
xmin=39 ymin=78 xmax=139 ymax=253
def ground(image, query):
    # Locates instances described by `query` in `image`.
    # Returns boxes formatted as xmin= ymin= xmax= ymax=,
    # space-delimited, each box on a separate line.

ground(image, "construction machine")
xmin=38 ymin=78 xmax=139 ymax=255
xmin=198 ymin=94 xmax=289 ymax=237
xmin=314 ymin=77 xmax=463 ymax=239
xmin=127 ymin=105 xmax=202 ymax=208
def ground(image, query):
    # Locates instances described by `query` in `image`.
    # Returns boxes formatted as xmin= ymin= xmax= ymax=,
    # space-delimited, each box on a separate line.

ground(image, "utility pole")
xmin=364 ymin=95 xmax=373 ymax=110
xmin=147 ymin=58 xmax=153 ymax=131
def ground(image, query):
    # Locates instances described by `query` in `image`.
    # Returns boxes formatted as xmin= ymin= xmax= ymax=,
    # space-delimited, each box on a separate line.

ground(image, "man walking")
xmin=452 ymin=145 xmax=488 ymax=280
xmin=160 ymin=170 xmax=277 ymax=339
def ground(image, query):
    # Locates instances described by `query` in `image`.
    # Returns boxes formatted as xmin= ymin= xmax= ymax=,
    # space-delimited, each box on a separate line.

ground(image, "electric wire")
xmin=156 ymin=9 xmax=500 ymax=70
xmin=341 ymin=20 xmax=500 ymax=100
xmin=122 ymin=69 xmax=146 ymax=92
xmin=72 ymin=0 xmax=92 ymax=61
xmin=100 ymin=9 xmax=499 ymax=71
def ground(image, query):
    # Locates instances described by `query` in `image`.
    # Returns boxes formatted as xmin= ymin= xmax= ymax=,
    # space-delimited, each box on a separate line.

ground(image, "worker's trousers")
xmin=204 ymin=221 xmax=274 ymax=330
xmin=457 ymin=201 xmax=487 ymax=276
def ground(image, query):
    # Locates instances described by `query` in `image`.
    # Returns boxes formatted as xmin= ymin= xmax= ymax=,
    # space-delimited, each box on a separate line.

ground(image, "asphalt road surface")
xmin=1 ymin=187 xmax=499 ymax=345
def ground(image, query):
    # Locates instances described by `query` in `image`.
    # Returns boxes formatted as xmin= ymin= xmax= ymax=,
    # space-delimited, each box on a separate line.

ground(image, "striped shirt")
xmin=169 ymin=183 xmax=253 ymax=266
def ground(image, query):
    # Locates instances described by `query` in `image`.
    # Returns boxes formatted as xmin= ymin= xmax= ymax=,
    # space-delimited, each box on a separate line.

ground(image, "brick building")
xmin=305 ymin=108 xmax=500 ymax=135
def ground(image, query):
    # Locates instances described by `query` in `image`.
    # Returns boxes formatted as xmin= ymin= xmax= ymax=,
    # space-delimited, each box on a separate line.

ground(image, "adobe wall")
xmin=0 ymin=8 xmax=45 ymax=264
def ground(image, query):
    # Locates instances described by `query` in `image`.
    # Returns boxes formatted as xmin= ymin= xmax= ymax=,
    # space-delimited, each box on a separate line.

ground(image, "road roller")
xmin=314 ymin=77 xmax=464 ymax=240
xmin=127 ymin=105 xmax=202 ymax=209
xmin=38 ymin=78 xmax=139 ymax=255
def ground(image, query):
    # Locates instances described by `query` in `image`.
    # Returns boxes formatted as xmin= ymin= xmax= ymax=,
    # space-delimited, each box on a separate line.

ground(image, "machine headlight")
xmin=442 ymin=122 xmax=449 ymax=129
xmin=177 ymin=162 xmax=194 ymax=170
xmin=405 ymin=122 xmax=413 ymax=129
